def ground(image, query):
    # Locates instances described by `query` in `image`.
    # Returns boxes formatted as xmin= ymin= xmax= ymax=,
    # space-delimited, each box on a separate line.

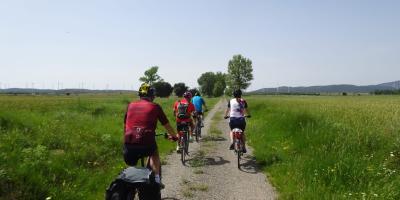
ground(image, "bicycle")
xmin=193 ymin=112 xmax=203 ymax=142
xmin=106 ymin=133 xmax=176 ymax=200
xmin=232 ymin=128 xmax=244 ymax=169
xmin=177 ymin=122 xmax=190 ymax=164
xmin=225 ymin=116 xmax=250 ymax=169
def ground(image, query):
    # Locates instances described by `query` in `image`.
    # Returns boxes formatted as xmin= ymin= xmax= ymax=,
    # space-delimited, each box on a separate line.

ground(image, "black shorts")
xmin=123 ymin=143 xmax=157 ymax=166
xmin=229 ymin=117 xmax=246 ymax=131
xmin=177 ymin=122 xmax=191 ymax=132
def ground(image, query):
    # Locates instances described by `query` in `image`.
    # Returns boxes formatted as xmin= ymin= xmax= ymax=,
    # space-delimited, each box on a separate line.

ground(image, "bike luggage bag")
xmin=105 ymin=167 xmax=155 ymax=200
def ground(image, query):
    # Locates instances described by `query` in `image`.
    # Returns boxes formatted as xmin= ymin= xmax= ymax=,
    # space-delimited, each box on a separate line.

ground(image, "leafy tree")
xmin=139 ymin=66 xmax=163 ymax=85
xmin=153 ymin=81 xmax=173 ymax=97
xmin=173 ymin=83 xmax=188 ymax=97
xmin=213 ymin=81 xmax=225 ymax=97
xmin=226 ymin=54 xmax=253 ymax=90
xmin=197 ymin=72 xmax=216 ymax=97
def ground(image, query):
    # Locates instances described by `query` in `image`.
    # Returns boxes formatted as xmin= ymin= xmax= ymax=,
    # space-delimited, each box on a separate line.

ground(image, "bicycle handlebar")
xmin=224 ymin=115 xmax=251 ymax=119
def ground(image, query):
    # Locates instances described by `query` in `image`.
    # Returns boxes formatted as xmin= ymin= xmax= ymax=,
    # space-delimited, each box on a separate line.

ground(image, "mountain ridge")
xmin=251 ymin=80 xmax=400 ymax=94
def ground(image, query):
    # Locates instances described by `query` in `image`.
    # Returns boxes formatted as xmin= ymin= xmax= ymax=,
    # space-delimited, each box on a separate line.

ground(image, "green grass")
xmin=0 ymin=94 xmax=219 ymax=200
xmin=246 ymin=95 xmax=400 ymax=199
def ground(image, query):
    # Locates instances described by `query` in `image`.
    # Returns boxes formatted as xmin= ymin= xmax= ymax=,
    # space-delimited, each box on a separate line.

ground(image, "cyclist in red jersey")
xmin=173 ymin=91 xmax=195 ymax=151
xmin=124 ymin=83 xmax=177 ymax=187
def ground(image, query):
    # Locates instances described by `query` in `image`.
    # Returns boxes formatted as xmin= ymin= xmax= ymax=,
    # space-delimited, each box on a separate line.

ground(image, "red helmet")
xmin=183 ymin=91 xmax=192 ymax=99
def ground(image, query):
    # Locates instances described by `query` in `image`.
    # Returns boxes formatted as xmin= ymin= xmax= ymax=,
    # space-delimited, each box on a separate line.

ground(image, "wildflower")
xmin=46 ymin=197 xmax=52 ymax=200
xmin=390 ymin=152 xmax=395 ymax=157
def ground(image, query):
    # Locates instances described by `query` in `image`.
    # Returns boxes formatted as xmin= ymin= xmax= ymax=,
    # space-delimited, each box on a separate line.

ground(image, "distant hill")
xmin=251 ymin=80 xmax=400 ymax=94
xmin=0 ymin=88 xmax=133 ymax=94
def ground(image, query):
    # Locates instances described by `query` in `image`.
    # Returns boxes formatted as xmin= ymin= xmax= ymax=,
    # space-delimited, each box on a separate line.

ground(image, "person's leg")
xmin=149 ymin=149 xmax=161 ymax=175
xmin=176 ymin=123 xmax=181 ymax=152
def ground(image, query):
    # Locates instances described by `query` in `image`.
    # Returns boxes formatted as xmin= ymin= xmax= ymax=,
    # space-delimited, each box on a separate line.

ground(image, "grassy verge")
xmin=246 ymin=95 xmax=400 ymax=199
xmin=0 ymin=94 xmax=218 ymax=200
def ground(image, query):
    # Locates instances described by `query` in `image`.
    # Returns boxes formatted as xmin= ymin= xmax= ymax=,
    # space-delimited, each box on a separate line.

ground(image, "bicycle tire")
xmin=181 ymin=135 xmax=185 ymax=164
xmin=195 ymin=122 xmax=199 ymax=143
xmin=236 ymin=141 xmax=241 ymax=169
xmin=185 ymin=131 xmax=189 ymax=155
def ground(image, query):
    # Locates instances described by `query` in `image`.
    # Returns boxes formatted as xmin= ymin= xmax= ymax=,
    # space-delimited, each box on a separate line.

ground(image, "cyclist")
xmin=224 ymin=89 xmax=251 ymax=153
xmin=191 ymin=91 xmax=208 ymax=129
xmin=173 ymin=91 xmax=195 ymax=152
xmin=124 ymin=83 xmax=177 ymax=187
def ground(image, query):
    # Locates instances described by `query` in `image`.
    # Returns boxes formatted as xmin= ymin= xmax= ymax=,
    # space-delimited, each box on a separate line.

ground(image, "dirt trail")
xmin=162 ymin=100 xmax=277 ymax=200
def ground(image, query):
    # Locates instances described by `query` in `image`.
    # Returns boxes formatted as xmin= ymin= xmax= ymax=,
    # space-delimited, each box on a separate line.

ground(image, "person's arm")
xmin=157 ymin=105 xmax=178 ymax=139
xmin=224 ymin=100 xmax=230 ymax=118
xmin=243 ymin=100 xmax=251 ymax=117
xmin=202 ymin=98 xmax=208 ymax=111
xmin=172 ymin=102 xmax=177 ymax=117
xmin=163 ymin=123 xmax=178 ymax=138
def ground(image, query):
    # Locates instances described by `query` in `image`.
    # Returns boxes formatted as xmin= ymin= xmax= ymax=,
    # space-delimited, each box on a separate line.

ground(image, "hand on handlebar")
xmin=167 ymin=134 xmax=179 ymax=141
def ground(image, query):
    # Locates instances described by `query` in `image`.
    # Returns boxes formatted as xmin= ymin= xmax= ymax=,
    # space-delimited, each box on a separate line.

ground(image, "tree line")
xmin=139 ymin=54 xmax=253 ymax=97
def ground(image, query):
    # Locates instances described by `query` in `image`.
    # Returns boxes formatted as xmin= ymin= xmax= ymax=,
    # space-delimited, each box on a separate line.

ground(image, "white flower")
xmin=46 ymin=197 xmax=52 ymax=200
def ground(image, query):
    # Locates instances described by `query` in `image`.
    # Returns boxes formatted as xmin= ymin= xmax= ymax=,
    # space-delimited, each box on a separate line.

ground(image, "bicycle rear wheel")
xmin=236 ymin=141 xmax=241 ymax=169
xmin=185 ymin=131 xmax=190 ymax=154
xmin=195 ymin=121 xmax=200 ymax=142
xmin=180 ymin=136 xmax=185 ymax=164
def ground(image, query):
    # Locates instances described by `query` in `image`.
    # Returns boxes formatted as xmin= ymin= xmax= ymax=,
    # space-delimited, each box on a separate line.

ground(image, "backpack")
xmin=176 ymin=100 xmax=190 ymax=119
xmin=105 ymin=167 xmax=161 ymax=200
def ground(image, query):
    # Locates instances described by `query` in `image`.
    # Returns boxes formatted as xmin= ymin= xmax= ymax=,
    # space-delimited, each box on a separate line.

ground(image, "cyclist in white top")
xmin=224 ymin=89 xmax=251 ymax=153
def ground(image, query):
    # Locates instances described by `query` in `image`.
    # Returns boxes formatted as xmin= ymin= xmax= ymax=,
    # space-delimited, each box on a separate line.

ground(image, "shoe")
xmin=242 ymin=147 xmax=247 ymax=153
xmin=229 ymin=143 xmax=234 ymax=150
xmin=176 ymin=146 xmax=181 ymax=153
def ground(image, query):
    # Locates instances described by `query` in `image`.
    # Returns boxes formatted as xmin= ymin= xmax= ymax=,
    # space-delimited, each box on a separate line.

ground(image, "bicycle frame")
xmin=233 ymin=129 xmax=244 ymax=169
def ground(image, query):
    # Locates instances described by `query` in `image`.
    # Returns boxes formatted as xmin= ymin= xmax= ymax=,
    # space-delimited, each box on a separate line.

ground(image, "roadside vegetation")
xmin=0 ymin=94 xmax=218 ymax=200
xmin=246 ymin=95 xmax=400 ymax=199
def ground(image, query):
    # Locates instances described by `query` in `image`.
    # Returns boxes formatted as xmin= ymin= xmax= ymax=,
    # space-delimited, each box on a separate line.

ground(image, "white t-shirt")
xmin=228 ymin=98 xmax=248 ymax=118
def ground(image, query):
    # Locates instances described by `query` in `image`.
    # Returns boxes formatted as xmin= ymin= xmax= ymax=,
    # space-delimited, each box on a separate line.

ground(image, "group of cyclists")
xmin=123 ymin=83 xmax=250 ymax=188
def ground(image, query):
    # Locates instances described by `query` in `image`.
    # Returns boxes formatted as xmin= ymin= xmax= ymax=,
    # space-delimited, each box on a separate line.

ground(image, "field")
xmin=0 ymin=94 xmax=218 ymax=200
xmin=246 ymin=95 xmax=400 ymax=199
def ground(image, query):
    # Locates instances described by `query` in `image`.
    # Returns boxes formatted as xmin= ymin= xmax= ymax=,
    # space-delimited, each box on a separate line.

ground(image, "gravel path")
xmin=162 ymin=100 xmax=277 ymax=200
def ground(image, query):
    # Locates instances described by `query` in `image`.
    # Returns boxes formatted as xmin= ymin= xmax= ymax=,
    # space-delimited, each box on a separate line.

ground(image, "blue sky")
xmin=1 ymin=0 xmax=399 ymax=90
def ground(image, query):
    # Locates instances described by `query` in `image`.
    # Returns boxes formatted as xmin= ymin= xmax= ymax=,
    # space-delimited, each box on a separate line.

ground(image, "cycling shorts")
xmin=229 ymin=117 xmax=246 ymax=131
xmin=177 ymin=122 xmax=192 ymax=132
xmin=123 ymin=143 xmax=157 ymax=166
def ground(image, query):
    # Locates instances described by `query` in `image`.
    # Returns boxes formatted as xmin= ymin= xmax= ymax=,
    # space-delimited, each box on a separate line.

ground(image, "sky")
xmin=1 ymin=0 xmax=399 ymax=91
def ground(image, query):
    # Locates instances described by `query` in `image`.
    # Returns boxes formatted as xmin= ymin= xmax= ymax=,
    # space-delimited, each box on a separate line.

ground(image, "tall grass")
xmin=246 ymin=95 xmax=400 ymax=199
xmin=0 ymin=94 xmax=218 ymax=200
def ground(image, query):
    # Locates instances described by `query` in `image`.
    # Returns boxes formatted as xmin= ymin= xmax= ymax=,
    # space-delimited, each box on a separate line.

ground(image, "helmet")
xmin=233 ymin=89 xmax=242 ymax=98
xmin=183 ymin=91 xmax=192 ymax=99
xmin=138 ymin=83 xmax=156 ymax=97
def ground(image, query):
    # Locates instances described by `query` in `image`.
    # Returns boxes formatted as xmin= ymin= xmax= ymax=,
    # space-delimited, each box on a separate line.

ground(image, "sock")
xmin=155 ymin=175 xmax=161 ymax=183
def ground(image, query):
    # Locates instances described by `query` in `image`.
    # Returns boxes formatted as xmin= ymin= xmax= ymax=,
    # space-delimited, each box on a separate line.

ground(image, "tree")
xmin=173 ymin=83 xmax=188 ymax=97
xmin=197 ymin=72 xmax=216 ymax=97
xmin=226 ymin=54 xmax=253 ymax=90
xmin=139 ymin=66 xmax=163 ymax=85
xmin=213 ymin=81 xmax=225 ymax=97
xmin=153 ymin=81 xmax=173 ymax=97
